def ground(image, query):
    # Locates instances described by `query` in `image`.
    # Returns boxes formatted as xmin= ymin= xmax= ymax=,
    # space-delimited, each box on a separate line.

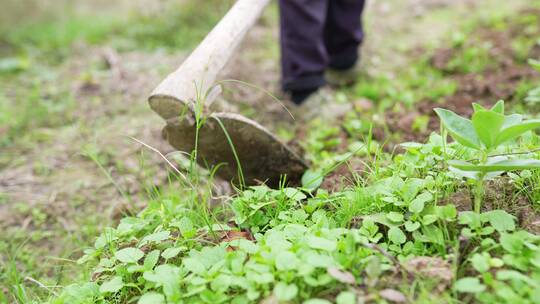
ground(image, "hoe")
xmin=149 ymin=0 xmax=307 ymax=186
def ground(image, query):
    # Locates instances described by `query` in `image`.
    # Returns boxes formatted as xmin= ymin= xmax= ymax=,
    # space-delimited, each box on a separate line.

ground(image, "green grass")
xmin=0 ymin=0 xmax=234 ymax=62
xmin=0 ymin=78 xmax=75 ymax=149
xmin=114 ymin=0 xmax=234 ymax=52
xmin=0 ymin=0 xmax=235 ymax=150
xmin=3 ymin=15 xmax=122 ymax=58
xmin=354 ymin=59 xmax=458 ymax=108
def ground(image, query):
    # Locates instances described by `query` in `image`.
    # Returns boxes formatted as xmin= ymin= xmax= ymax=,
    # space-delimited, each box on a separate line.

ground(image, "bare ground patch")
xmin=382 ymin=8 xmax=540 ymax=143
xmin=0 ymin=45 xmax=184 ymax=286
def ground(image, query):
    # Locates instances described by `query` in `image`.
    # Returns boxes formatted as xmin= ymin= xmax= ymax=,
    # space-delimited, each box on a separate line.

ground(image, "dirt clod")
xmin=405 ymin=256 xmax=453 ymax=291
xmin=379 ymin=289 xmax=407 ymax=303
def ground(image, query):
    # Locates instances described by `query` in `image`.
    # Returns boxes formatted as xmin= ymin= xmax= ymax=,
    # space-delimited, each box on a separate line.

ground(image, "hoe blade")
xmin=163 ymin=112 xmax=307 ymax=186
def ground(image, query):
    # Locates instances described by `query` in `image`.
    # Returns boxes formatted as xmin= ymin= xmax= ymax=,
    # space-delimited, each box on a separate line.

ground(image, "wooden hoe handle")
xmin=148 ymin=0 xmax=272 ymax=119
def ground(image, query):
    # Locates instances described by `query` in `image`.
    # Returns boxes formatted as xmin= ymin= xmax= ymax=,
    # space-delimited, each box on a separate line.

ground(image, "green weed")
xmin=0 ymin=80 xmax=75 ymax=147
xmin=436 ymin=100 xmax=540 ymax=212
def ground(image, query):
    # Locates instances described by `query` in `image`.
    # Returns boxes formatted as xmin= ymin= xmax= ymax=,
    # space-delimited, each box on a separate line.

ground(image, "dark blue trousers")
xmin=279 ymin=0 xmax=366 ymax=92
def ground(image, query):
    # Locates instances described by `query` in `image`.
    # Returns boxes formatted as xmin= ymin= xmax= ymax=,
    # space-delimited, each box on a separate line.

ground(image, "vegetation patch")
xmin=2 ymin=1 xmax=540 ymax=304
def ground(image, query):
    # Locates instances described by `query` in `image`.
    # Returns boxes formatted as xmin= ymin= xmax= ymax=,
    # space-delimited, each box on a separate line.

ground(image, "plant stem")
xmin=474 ymin=174 xmax=485 ymax=213
xmin=472 ymin=151 xmax=490 ymax=213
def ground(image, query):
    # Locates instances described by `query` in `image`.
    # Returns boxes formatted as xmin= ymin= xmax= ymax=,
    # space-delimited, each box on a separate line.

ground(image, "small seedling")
xmin=435 ymin=100 xmax=540 ymax=212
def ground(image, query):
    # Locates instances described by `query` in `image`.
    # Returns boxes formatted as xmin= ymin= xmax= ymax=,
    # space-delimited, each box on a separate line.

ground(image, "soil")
xmin=320 ymin=160 xmax=366 ymax=192
xmin=484 ymin=179 xmax=540 ymax=234
xmin=381 ymin=9 xmax=540 ymax=143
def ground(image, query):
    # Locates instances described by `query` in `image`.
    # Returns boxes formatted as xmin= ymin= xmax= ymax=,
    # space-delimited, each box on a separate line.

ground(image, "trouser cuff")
xmin=329 ymin=51 xmax=359 ymax=70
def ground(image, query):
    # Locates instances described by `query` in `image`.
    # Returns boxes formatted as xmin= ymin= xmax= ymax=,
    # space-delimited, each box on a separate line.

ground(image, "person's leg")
xmin=279 ymin=0 xmax=329 ymax=104
xmin=324 ymin=0 xmax=366 ymax=70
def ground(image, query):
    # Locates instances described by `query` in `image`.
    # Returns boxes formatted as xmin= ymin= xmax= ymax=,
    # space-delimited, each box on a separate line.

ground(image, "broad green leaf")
xmin=98 ymin=258 xmax=114 ymax=268
xmin=363 ymin=213 xmax=399 ymax=228
xmin=386 ymin=212 xmax=404 ymax=223
xmin=138 ymin=292 xmax=165 ymax=304
xmin=127 ymin=265 xmax=145 ymax=273
xmin=422 ymin=214 xmax=439 ymax=226
xmin=495 ymin=119 xmax=540 ymax=146
xmin=99 ymin=276 xmax=123 ymax=294
xmin=434 ymin=108 xmax=481 ymax=149
xmin=501 ymin=114 xmax=523 ymax=129
xmin=449 ymin=166 xmax=481 ymax=180
xmin=451 ymin=156 xmax=507 ymax=180
xmin=336 ymin=291 xmax=356 ymax=304
xmin=404 ymin=221 xmax=421 ymax=232
xmin=151 ymin=265 xmax=182 ymax=298
xmin=531 ymin=248 xmax=540 ymax=268
xmin=409 ymin=198 xmax=425 ymax=213
xmin=489 ymin=258 xmax=504 ymax=268
xmin=174 ymin=217 xmax=195 ymax=238
xmin=496 ymin=270 xmax=534 ymax=285
xmin=63 ymin=282 xmax=100 ymax=301
xmin=400 ymin=142 xmax=424 ymax=149
xmin=400 ymin=178 xmax=424 ymax=202
xmin=274 ymin=282 xmax=298 ymax=301
xmin=529 ymin=58 xmax=540 ymax=71
xmin=197 ymin=246 xmax=226 ymax=269
xmin=162 ymin=247 xmax=185 ymax=259
xmin=365 ymin=256 xmax=382 ymax=279
xmin=490 ymin=100 xmax=505 ymax=114
xmin=144 ymin=264 xmax=181 ymax=286
xmin=143 ymin=250 xmax=160 ymax=270
xmin=437 ymin=204 xmax=457 ymax=220
xmin=275 ymin=251 xmax=299 ymax=271
xmin=302 ymin=169 xmax=324 ymax=191
xmin=482 ymin=210 xmax=515 ymax=232
xmin=229 ymin=239 xmax=259 ymax=254
xmin=115 ymin=247 xmax=144 ymax=264
xmin=472 ymin=103 xmax=486 ymax=112
xmin=470 ymin=253 xmax=490 ymax=272
xmin=419 ymin=225 xmax=445 ymax=245
xmin=471 ymin=110 xmax=505 ymax=148
xmin=307 ymin=236 xmax=337 ymax=251
xmin=211 ymin=274 xmax=232 ymax=291
xmin=94 ymin=228 xmax=117 ymax=249
xmin=448 ymin=159 xmax=540 ymax=172
xmin=183 ymin=257 xmax=206 ymax=275
xmin=139 ymin=231 xmax=170 ymax=247
xmin=0 ymin=57 xmax=29 ymax=74
xmin=200 ymin=289 xmax=226 ymax=302
xmin=409 ymin=192 xmax=432 ymax=213
xmin=500 ymin=232 xmax=525 ymax=254
xmin=304 ymin=251 xmax=334 ymax=268
xmin=454 ymin=277 xmax=486 ymax=293
xmin=388 ymin=227 xmax=406 ymax=244
xmin=283 ymin=188 xmax=307 ymax=202
xmin=459 ymin=211 xmax=482 ymax=228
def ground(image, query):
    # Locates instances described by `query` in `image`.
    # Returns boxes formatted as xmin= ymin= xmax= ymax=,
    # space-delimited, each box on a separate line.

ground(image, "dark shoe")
xmin=292 ymin=87 xmax=352 ymax=122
